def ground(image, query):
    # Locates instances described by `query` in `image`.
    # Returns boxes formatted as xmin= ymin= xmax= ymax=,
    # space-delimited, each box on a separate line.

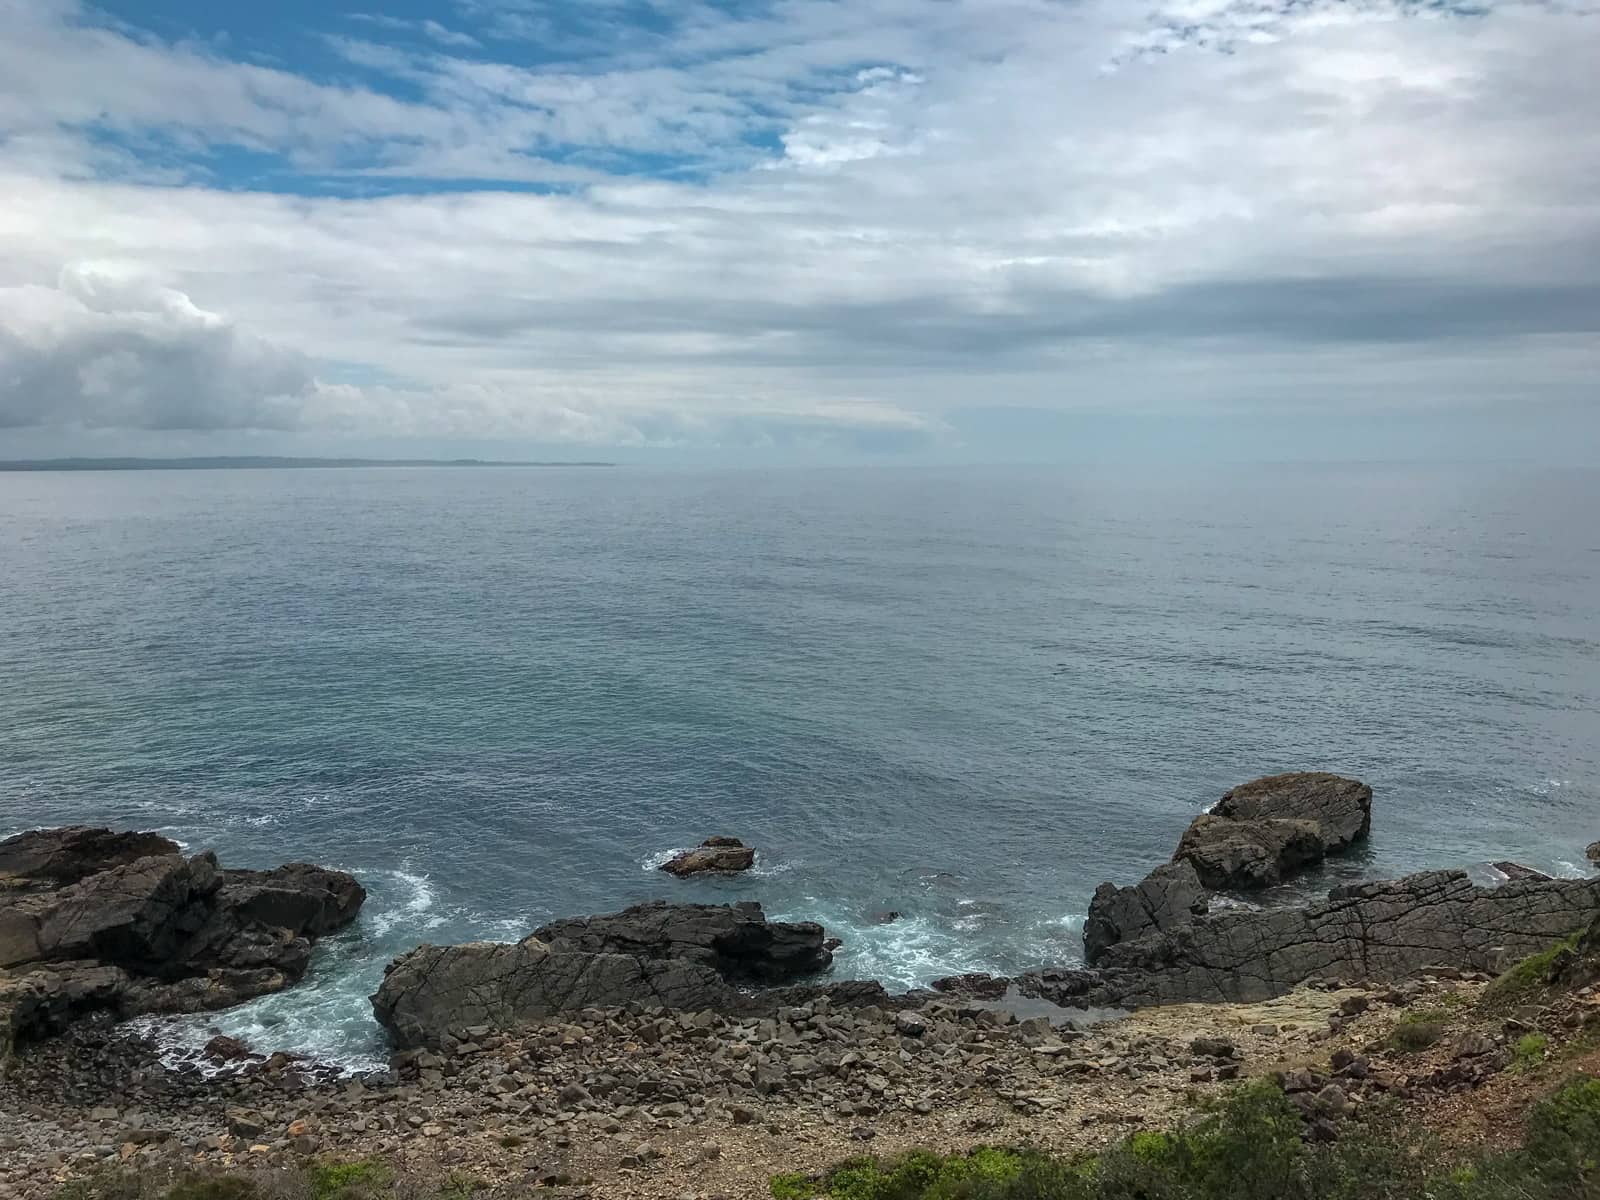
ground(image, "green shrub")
xmin=1387 ymin=1009 xmax=1450 ymax=1053
xmin=1481 ymin=934 xmax=1581 ymax=1010
xmin=163 ymin=1182 xmax=261 ymax=1200
xmin=1515 ymin=1032 xmax=1551 ymax=1070
xmin=308 ymin=1160 xmax=389 ymax=1200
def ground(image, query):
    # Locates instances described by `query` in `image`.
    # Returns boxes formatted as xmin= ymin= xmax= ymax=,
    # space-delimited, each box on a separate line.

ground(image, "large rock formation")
xmin=0 ymin=826 xmax=364 ymax=1054
xmin=659 ymin=838 xmax=756 ymax=877
xmin=1080 ymin=772 xmax=1371 ymax=964
xmin=1082 ymin=861 xmax=1209 ymax=966
xmin=372 ymin=901 xmax=868 ymax=1050
xmin=1029 ymin=869 xmax=1600 ymax=1012
xmin=1173 ymin=772 xmax=1372 ymax=891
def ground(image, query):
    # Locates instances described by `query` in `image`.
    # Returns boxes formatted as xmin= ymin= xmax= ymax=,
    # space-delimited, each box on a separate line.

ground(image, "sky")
xmin=0 ymin=0 xmax=1597 ymax=464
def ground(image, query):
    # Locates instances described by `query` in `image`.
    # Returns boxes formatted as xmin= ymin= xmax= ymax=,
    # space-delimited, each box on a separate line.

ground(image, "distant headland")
xmin=0 ymin=456 xmax=616 ymax=472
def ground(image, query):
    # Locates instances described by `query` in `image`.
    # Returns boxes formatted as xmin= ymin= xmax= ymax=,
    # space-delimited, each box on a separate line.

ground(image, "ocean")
xmin=2 ymin=462 xmax=1597 ymax=1068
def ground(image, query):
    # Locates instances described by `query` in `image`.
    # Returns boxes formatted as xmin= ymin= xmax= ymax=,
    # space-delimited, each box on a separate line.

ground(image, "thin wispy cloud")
xmin=0 ymin=0 xmax=1595 ymax=458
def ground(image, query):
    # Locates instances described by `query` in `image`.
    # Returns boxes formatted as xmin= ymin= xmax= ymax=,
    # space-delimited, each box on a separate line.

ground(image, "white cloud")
xmin=0 ymin=0 xmax=1596 ymax=453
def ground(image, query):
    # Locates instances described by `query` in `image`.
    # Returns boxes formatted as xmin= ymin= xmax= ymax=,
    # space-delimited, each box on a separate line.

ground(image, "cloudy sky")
xmin=1 ymin=0 xmax=1597 ymax=463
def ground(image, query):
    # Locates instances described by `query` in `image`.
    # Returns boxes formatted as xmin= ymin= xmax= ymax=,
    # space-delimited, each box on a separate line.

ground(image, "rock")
xmin=1173 ymin=773 xmax=1371 ymax=890
xmin=1586 ymin=841 xmax=1600 ymax=865
xmin=1338 ymin=996 xmax=1369 ymax=1016
xmin=1016 ymin=869 xmax=1600 ymax=1013
xmin=0 ymin=828 xmax=364 ymax=1054
xmin=204 ymin=1035 xmax=254 ymax=1062
xmin=533 ymin=901 xmax=831 ymax=982
xmin=1492 ymin=862 xmax=1553 ymax=882
xmin=660 ymin=839 xmax=756 ymax=877
xmin=1083 ymin=861 xmax=1208 ymax=965
xmin=1189 ymin=1036 xmax=1235 ymax=1060
xmin=0 ymin=828 xmax=182 ymax=889
xmin=929 ymin=973 xmax=1009 ymax=1001
xmin=372 ymin=901 xmax=856 ymax=1049
xmin=870 ymin=911 xmax=902 ymax=925
xmin=895 ymin=1010 xmax=927 ymax=1037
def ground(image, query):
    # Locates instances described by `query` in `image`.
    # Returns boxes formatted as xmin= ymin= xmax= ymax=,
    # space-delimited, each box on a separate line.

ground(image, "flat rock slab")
xmin=1029 ymin=869 xmax=1600 ymax=1012
xmin=373 ymin=900 xmax=863 ymax=1049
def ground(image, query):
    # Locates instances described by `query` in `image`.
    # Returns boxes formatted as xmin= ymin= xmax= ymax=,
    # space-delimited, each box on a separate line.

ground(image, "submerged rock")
xmin=0 ymin=827 xmax=364 ymax=1054
xmin=660 ymin=838 xmax=756 ymax=877
xmin=1491 ymin=862 xmax=1553 ymax=882
xmin=1173 ymin=772 xmax=1372 ymax=890
xmin=372 ymin=900 xmax=857 ymax=1049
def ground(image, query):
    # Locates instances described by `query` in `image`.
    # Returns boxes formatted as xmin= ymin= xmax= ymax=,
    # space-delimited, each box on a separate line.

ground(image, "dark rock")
xmin=1214 ymin=773 xmax=1372 ymax=850
xmin=1586 ymin=842 xmax=1600 ymax=864
xmin=1492 ymin=862 xmax=1553 ymax=882
xmin=533 ymin=900 xmax=831 ymax=982
xmin=373 ymin=901 xmax=849 ymax=1049
xmin=1189 ymin=1036 xmax=1236 ymax=1060
xmin=929 ymin=973 xmax=1010 ymax=1001
xmin=1175 ymin=814 xmax=1326 ymax=891
xmin=1084 ymin=861 xmax=1208 ymax=965
xmin=870 ymin=911 xmax=902 ymax=925
xmin=1018 ymin=869 xmax=1600 ymax=1013
xmin=659 ymin=840 xmax=755 ymax=877
xmin=0 ymin=827 xmax=182 ymax=889
xmin=0 ymin=828 xmax=364 ymax=1054
xmin=1173 ymin=773 xmax=1371 ymax=890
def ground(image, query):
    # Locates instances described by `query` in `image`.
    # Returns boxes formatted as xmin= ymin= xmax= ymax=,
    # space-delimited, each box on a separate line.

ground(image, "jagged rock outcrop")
xmin=1587 ymin=841 xmax=1600 ymax=865
xmin=1082 ymin=861 xmax=1208 ymax=966
xmin=0 ymin=827 xmax=364 ymax=1054
xmin=533 ymin=900 xmax=831 ymax=981
xmin=659 ymin=838 xmax=756 ymax=877
xmin=372 ymin=901 xmax=862 ymax=1049
xmin=1030 ymin=869 xmax=1600 ymax=1012
xmin=1173 ymin=772 xmax=1372 ymax=890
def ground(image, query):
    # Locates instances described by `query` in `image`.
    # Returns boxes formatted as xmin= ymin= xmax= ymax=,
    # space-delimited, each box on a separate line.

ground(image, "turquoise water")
xmin=2 ymin=463 xmax=1597 ymax=1066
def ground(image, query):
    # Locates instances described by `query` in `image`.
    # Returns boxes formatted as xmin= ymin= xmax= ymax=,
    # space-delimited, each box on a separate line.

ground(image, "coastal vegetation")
xmin=767 ymin=1076 xmax=1600 ymax=1200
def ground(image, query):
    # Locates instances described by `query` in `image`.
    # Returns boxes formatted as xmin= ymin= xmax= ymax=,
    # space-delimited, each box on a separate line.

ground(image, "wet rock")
xmin=373 ymin=901 xmax=859 ymax=1049
xmin=1492 ymin=862 xmax=1553 ymax=882
xmin=1018 ymin=869 xmax=1600 ymax=1012
xmin=929 ymin=973 xmax=1009 ymax=1001
xmin=0 ymin=828 xmax=364 ymax=1055
xmin=660 ymin=840 xmax=755 ymax=877
xmin=1083 ymin=861 xmax=1208 ymax=965
xmin=1173 ymin=773 xmax=1372 ymax=890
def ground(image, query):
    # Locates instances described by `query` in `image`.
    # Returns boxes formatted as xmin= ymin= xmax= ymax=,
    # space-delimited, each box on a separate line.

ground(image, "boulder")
xmin=659 ymin=839 xmax=756 ymax=877
xmin=1174 ymin=773 xmax=1371 ymax=890
xmin=533 ymin=900 xmax=832 ymax=981
xmin=1083 ymin=861 xmax=1208 ymax=965
xmin=1022 ymin=869 xmax=1600 ymax=1012
xmin=0 ymin=827 xmax=364 ymax=1053
xmin=0 ymin=826 xmax=182 ymax=889
xmin=1491 ymin=862 xmax=1553 ymax=883
xmin=373 ymin=901 xmax=848 ymax=1049
xmin=1213 ymin=773 xmax=1372 ymax=850
xmin=1586 ymin=842 xmax=1600 ymax=865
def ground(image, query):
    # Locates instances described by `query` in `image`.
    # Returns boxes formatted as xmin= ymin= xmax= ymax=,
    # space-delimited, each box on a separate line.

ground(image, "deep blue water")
xmin=2 ymin=463 xmax=1597 ymax=1066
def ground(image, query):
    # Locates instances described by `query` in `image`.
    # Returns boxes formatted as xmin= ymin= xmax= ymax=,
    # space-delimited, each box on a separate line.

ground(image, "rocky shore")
xmin=3 ymin=771 xmax=1598 ymax=1199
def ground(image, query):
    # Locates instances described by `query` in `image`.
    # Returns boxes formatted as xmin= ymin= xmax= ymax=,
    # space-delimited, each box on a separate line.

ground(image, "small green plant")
xmin=769 ymin=1171 xmax=816 ymax=1200
xmin=1481 ymin=934 xmax=1581 ymax=1010
xmin=1514 ymin=1032 xmax=1551 ymax=1071
xmin=308 ymin=1160 xmax=390 ymax=1200
xmin=1388 ymin=1009 xmax=1450 ymax=1053
xmin=163 ymin=1182 xmax=260 ymax=1200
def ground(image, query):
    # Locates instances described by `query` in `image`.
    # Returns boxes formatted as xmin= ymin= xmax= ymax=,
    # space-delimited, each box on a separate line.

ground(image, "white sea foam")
xmin=640 ymin=846 xmax=691 ymax=872
xmin=368 ymin=867 xmax=444 ymax=936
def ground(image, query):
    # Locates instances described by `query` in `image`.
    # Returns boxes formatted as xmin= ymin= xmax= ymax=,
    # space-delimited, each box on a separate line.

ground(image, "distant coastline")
xmin=0 ymin=456 xmax=616 ymax=472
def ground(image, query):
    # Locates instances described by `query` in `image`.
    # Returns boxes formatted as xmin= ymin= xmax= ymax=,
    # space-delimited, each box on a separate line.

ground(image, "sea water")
xmin=2 ymin=463 xmax=1596 ymax=1067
